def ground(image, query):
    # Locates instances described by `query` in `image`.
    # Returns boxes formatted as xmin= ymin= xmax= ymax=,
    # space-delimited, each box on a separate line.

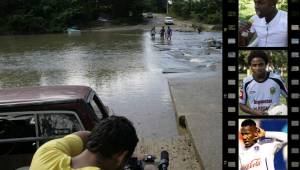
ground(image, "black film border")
xmin=288 ymin=0 xmax=300 ymax=169
xmin=223 ymin=0 xmax=300 ymax=169
xmin=223 ymin=0 xmax=239 ymax=169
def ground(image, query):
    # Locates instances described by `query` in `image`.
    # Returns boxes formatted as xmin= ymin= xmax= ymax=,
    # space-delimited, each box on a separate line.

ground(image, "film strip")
xmin=223 ymin=0 xmax=300 ymax=169
xmin=288 ymin=0 xmax=300 ymax=169
xmin=223 ymin=0 xmax=239 ymax=169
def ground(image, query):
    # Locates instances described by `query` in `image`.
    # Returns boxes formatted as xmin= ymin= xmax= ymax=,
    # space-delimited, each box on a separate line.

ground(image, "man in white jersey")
xmin=239 ymin=51 xmax=287 ymax=115
xmin=239 ymin=119 xmax=287 ymax=170
xmin=239 ymin=0 xmax=287 ymax=47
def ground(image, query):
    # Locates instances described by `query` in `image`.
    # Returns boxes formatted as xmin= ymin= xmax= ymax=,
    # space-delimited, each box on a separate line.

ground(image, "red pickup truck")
xmin=0 ymin=85 xmax=110 ymax=170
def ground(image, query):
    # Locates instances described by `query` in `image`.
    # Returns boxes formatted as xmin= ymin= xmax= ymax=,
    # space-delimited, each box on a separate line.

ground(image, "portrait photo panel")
xmin=239 ymin=118 xmax=288 ymax=170
xmin=239 ymin=50 xmax=288 ymax=116
xmin=238 ymin=0 xmax=288 ymax=47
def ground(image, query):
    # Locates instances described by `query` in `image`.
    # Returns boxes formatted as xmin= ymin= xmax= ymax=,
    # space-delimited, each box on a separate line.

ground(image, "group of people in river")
xmin=151 ymin=26 xmax=172 ymax=40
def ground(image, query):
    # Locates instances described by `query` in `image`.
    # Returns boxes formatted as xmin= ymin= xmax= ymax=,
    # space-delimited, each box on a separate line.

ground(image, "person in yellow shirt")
xmin=30 ymin=116 xmax=139 ymax=170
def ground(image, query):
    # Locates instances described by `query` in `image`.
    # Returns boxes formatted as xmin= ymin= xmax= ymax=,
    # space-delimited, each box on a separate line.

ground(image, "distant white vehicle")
xmin=164 ymin=17 xmax=174 ymax=25
xmin=146 ymin=12 xmax=153 ymax=18
xmin=97 ymin=17 xmax=108 ymax=22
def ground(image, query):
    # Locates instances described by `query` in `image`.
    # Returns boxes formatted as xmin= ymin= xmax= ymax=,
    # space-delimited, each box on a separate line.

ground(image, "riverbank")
xmin=0 ymin=27 xmax=218 ymax=170
xmin=85 ymin=13 xmax=220 ymax=33
xmin=167 ymin=63 xmax=222 ymax=170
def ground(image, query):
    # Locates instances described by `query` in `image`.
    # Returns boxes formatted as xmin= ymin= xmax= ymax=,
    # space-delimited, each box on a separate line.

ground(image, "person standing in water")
xmin=150 ymin=26 xmax=156 ymax=40
xmin=166 ymin=26 xmax=172 ymax=40
xmin=160 ymin=26 xmax=165 ymax=39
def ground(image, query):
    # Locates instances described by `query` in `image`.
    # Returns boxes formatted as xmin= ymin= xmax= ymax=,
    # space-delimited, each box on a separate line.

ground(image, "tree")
xmin=0 ymin=0 xmax=145 ymax=34
xmin=172 ymin=0 xmax=222 ymax=24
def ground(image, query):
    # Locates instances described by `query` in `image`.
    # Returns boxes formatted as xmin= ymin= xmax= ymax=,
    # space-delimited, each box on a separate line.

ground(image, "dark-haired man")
xmin=30 ymin=115 xmax=139 ymax=170
xmin=239 ymin=0 xmax=287 ymax=47
xmin=239 ymin=119 xmax=287 ymax=170
xmin=239 ymin=51 xmax=287 ymax=115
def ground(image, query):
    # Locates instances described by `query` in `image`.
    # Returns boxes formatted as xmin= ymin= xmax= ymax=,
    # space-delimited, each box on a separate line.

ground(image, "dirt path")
xmin=135 ymin=133 xmax=202 ymax=170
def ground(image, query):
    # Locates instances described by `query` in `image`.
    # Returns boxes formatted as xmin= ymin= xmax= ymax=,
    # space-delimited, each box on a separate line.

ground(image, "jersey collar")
xmin=253 ymin=72 xmax=270 ymax=83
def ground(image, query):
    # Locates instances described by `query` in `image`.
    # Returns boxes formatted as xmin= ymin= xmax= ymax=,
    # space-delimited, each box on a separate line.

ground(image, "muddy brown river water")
xmin=0 ymin=30 xmax=221 ymax=169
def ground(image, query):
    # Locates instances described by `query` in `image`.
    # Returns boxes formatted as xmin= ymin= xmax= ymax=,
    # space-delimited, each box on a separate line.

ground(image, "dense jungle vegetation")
xmin=0 ymin=0 xmax=222 ymax=34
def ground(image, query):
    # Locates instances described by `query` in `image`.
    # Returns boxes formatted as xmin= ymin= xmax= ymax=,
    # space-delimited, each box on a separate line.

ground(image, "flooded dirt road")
xmin=0 ymin=30 xmax=221 ymax=169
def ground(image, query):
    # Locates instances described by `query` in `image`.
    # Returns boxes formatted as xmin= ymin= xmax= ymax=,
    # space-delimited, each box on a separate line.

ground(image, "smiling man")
xmin=239 ymin=51 xmax=288 ymax=115
xmin=239 ymin=119 xmax=287 ymax=170
xmin=239 ymin=0 xmax=287 ymax=47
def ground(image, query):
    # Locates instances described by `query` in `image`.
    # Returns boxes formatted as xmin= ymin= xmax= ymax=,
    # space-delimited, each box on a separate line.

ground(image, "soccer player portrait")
xmin=239 ymin=50 xmax=288 ymax=115
xmin=239 ymin=0 xmax=288 ymax=47
xmin=239 ymin=119 xmax=288 ymax=170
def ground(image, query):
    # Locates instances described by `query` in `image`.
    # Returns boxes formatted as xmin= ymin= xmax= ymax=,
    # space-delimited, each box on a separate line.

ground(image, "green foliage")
xmin=0 ymin=0 xmax=144 ymax=34
xmin=172 ymin=1 xmax=190 ymax=18
xmin=238 ymin=50 xmax=288 ymax=81
xmin=172 ymin=0 xmax=222 ymax=24
xmin=278 ymin=0 xmax=288 ymax=11
xmin=238 ymin=51 xmax=250 ymax=73
xmin=269 ymin=51 xmax=288 ymax=69
xmin=239 ymin=0 xmax=288 ymax=20
xmin=206 ymin=12 xmax=222 ymax=25
xmin=7 ymin=15 xmax=47 ymax=34
xmin=239 ymin=51 xmax=287 ymax=69
xmin=142 ymin=0 xmax=159 ymax=12
xmin=239 ymin=0 xmax=254 ymax=20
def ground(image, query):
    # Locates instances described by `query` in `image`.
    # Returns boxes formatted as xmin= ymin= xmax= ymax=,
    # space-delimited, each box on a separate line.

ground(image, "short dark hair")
xmin=86 ymin=115 xmax=139 ymax=158
xmin=241 ymin=119 xmax=256 ymax=127
xmin=248 ymin=50 xmax=268 ymax=65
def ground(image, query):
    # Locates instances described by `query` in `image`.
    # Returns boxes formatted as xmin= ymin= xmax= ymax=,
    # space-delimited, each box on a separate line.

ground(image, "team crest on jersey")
xmin=254 ymin=146 xmax=259 ymax=151
xmin=270 ymin=87 xmax=276 ymax=95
